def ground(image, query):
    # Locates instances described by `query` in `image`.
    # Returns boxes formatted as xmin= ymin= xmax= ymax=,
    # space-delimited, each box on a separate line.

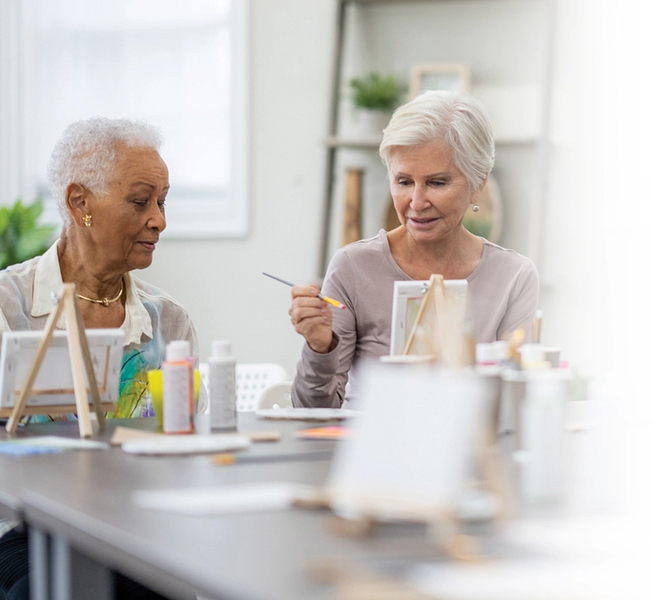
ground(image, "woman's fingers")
xmin=291 ymin=284 xmax=320 ymax=299
xmin=288 ymin=284 xmax=333 ymax=353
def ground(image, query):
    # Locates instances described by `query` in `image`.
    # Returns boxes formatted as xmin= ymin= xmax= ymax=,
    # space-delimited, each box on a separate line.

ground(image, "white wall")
xmin=142 ymin=0 xmax=337 ymax=372
xmin=140 ymin=0 xmax=648 ymax=395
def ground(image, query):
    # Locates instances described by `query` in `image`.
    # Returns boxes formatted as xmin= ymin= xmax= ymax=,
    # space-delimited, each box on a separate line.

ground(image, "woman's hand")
xmin=289 ymin=285 xmax=334 ymax=354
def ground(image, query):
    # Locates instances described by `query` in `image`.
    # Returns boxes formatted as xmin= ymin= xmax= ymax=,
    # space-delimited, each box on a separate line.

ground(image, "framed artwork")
xmin=409 ymin=63 xmax=471 ymax=98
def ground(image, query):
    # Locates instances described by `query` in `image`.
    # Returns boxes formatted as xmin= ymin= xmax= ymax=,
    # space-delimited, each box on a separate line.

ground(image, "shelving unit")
xmin=319 ymin=0 xmax=556 ymax=277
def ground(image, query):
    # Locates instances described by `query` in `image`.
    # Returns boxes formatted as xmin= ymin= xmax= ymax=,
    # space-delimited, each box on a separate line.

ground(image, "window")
xmin=0 ymin=0 xmax=248 ymax=238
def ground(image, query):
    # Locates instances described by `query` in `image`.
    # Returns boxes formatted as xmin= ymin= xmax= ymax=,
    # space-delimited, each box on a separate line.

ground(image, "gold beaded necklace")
xmin=76 ymin=280 xmax=124 ymax=307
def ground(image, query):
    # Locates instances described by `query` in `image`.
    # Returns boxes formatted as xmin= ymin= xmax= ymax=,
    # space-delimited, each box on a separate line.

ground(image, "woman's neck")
xmin=387 ymin=225 xmax=484 ymax=281
xmin=57 ymin=235 xmax=125 ymax=300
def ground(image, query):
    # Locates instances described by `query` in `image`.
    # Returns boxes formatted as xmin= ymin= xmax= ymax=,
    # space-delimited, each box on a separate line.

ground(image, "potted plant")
xmin=348 ymin=72 xmax=406 ymax=137
xmin=0 ymin=199 xmax=56 ymax=270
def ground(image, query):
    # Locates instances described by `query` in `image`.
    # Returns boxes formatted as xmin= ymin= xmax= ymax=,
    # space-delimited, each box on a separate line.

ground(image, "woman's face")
xmin=85 ymin=145 xmax=169 ymax=272
xmin=389 ymin=141 xmax=481 ymax=245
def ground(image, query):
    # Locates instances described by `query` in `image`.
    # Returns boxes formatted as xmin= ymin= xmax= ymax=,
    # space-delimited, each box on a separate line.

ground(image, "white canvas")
xmin=390 ymin=279 xmax=468 ymax=356
xmin=325 ymin=362 xmax=495 ymax=521
xmin=0 ymin=329 xmax=124 ymax=407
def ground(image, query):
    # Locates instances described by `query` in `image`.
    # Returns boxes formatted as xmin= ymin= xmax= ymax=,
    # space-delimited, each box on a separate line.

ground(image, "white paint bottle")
xmin=162 ymin=341 xmax=194 ymax=434
xmin=208 ymin=340 xmax=237 ymax=430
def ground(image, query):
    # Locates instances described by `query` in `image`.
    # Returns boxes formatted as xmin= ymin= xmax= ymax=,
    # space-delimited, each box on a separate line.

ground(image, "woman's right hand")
xmin=289 ymin=284 xmax=334 ymax=354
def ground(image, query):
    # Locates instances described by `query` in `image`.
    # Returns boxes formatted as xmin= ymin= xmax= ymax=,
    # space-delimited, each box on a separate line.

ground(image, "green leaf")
xmin=349 ymin=72 xmax=406 ymax=111
xmin=0 ymin=198 xmax=55 ymax=269
xmin=16 ymin=227 xmax=54 ymax=263
xmin=0 ymin=208 xmax=9 ymax=234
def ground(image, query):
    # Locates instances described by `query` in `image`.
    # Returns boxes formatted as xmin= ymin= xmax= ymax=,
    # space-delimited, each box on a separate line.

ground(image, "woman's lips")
xmin=408 ymin=217 xmax=439 ymax=228
xmin=139 ymin=241 xmax=157 ymax=250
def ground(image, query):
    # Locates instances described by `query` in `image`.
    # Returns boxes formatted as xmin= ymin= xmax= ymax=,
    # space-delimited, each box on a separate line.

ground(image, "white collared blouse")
xmin=0 ymin=241 xmax=201 ymax=420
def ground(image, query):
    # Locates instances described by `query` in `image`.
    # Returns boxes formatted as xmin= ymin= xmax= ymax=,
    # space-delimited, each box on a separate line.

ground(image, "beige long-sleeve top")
xmin=292 ymin=230 xmax=539 ymax=408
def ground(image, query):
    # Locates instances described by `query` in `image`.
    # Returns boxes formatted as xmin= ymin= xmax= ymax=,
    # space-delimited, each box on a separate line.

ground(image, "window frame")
xmin=0 ymin=0 xmax=250 ymax=240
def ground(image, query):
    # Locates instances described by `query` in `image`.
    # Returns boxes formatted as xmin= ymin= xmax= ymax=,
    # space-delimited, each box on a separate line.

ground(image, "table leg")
xmin=51 ymin=534 xmax=113 ymax=600
xmin=29 ymin=527 xmax=50 ymax=600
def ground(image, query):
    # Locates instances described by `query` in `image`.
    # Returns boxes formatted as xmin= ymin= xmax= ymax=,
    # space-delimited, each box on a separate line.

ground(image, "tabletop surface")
xmin=0 ymin=412 xmax=381 ymax=600
xmin=0 ymin=409 xmax=625 ymax=600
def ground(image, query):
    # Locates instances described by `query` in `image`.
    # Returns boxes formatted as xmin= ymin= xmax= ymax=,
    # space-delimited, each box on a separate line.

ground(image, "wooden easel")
xmin=402 ymin=274 xmax=473 ymax=367
xmin=2 ymin=284 xmax=114 ymax=438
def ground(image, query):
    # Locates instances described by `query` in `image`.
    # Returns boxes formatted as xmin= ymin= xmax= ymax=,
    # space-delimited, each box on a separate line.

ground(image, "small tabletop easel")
xmin=402 ymin=274 xmax=474 ymax=366
xmin=2 ymin=283 xmax=114 ymax=438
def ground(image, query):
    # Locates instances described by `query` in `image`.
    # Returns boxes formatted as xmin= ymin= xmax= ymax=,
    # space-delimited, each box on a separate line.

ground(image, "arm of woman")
xmin=291 ymin=250 xmax=358 ymax=408
xmin=497 ymin=260 xmax=540 ymax=341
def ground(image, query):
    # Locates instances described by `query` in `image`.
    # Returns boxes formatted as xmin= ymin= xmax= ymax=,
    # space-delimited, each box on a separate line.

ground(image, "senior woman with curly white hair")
xmin=289 ymin=90 xmax=539 ymax=408
xmin=0 ymin=117 xmax=199 ymax=599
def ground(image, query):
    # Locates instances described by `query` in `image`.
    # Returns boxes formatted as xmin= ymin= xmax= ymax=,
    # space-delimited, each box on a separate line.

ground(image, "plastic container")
xmin=161 ymin=341 xmax=194 ymax=434
xmin=208 ymin=340 xmax=237 ymax=430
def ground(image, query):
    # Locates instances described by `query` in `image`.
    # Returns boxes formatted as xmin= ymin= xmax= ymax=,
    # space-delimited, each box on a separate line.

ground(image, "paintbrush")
xmin=262 ymin=272 xmax=346 ymax=309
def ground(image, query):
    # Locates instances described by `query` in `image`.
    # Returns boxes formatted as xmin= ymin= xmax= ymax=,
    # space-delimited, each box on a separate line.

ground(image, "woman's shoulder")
xmin=327 ymin=230 xmax=406 ymax=286
xmin=480 ymin=239 xmax=537 ymax=275
xmin=129 ymin=274 xmax=190 ymax=317
xmin=0 ymin=256 xmax=41 ymax=306
xmin=0 ymin=255 xmax=41 ymax=284
xmin=337 ymin=231 xmax=387 ymax=258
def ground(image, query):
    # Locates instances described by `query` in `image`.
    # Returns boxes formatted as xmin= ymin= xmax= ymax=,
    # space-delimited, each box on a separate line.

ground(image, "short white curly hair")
xmin=46 ymin=117 xmax=164 ymax=224
xmin=379 ymin=90 xmax=495 ymax=190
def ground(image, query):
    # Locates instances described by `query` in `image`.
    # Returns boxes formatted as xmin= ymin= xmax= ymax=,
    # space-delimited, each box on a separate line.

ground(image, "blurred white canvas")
xmin=325 ymin=362 xmax=495 ymax=521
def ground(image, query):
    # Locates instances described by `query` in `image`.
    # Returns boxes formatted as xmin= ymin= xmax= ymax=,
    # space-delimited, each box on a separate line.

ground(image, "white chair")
xmin=236 ymin=363 xmax=290 ymax=412
xmin=199 ymin=362 xmax=290 ymax=412
xmin=255 ymin=381 xmax=293 ymax=410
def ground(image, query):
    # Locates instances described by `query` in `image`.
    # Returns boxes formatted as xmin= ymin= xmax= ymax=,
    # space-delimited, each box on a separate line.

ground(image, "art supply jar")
xmin=161 ymin=341 xmax=194 ymax=434
xmin=208 ymin=340 xmax=237 ymax=430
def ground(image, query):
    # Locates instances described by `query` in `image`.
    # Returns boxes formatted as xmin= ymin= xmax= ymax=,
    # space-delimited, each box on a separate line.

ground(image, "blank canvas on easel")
xmin=0 ymin=329 xmax=124 ymax=408
xmin=1 ymin=284 xmax=119 ymax=437
xmin=325 ymin=362 xmax=496 ymax=522
xmin=402 ymin=275 xmax=470 ymax=367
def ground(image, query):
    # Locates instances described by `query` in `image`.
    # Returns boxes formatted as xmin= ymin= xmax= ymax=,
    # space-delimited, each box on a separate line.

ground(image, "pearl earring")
xmin=472 ymin=203 xmax=480 ymax=213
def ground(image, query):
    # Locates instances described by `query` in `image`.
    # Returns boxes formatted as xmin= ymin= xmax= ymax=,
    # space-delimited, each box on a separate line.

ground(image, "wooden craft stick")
xmin=245 ymin=430 xmax=281 ymax=442
xmin=109 ymin=426 xmax=161 ymax=446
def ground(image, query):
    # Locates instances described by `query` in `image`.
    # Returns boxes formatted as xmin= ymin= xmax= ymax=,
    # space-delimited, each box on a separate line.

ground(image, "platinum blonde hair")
xmin=379 ymin=90 xmax=495 ymax=190
xmin=47 ymin=117 xmax=164 ymax=224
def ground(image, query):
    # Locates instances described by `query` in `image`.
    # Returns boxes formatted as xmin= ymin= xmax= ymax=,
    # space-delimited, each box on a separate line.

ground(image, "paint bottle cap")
xmin=475 ymin=343 xmax=496 ymax=365
xmin=166 ymin=340 xmax=190 ymax=361
xmin=212 ymin=340 xmax=232 ymax=358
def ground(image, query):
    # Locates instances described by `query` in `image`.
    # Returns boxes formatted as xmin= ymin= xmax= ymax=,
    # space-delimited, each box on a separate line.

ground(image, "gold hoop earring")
xmin=83 ymin=214 xmax=92 ymax=227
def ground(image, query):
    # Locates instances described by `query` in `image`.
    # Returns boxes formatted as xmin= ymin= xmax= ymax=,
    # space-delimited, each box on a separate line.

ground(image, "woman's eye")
xmin=430 ymin=180 xmax=447 ymax=186
xmin=397 ymin=179 xmax=412 ymax=187
xmin=133 ymin=198 xmax=149 ymax=206
xmin=158 ymin=200 xmax=166 ymax=211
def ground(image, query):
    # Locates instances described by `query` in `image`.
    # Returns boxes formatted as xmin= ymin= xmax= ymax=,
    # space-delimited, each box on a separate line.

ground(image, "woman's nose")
xmin=148 ymin=203 xmax=167 ymax=232
xmin=410 ymin=185 xmax=430 ymax=211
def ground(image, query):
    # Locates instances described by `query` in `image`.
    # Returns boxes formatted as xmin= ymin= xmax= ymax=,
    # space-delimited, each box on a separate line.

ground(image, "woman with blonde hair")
xmin=289 ymin=90 xmax=538 ymax=408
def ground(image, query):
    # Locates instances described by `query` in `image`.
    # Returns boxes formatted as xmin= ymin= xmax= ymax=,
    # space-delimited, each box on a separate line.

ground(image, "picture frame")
xmin=409 ymin=63 xmax=471 ymax=98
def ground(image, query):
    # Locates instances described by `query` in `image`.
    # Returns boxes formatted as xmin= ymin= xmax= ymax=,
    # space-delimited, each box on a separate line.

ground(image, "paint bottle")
xmin=208 ymin=340 xmax=237 ymax=430
xmin=161 ymin=341 xmax=194 ymax=434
